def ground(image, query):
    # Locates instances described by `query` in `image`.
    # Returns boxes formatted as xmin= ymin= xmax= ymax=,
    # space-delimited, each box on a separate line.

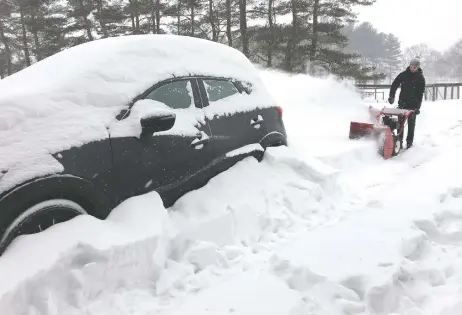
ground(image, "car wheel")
xmin=0 ymin=199 xmax=87 ymax=254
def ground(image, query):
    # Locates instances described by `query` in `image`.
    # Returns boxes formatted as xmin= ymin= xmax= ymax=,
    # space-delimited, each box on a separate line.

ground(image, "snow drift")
xmin=0 ymin=146 xmax=340 ymax=315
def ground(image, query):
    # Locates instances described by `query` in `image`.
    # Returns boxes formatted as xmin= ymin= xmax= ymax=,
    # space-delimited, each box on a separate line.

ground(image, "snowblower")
xmin=349 ymin=106 xmax=416 ymax=159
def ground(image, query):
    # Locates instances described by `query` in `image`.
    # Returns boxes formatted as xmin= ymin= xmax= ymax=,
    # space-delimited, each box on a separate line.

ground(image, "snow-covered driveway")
xmin=1 ymin=70 xmax=462 ymax=315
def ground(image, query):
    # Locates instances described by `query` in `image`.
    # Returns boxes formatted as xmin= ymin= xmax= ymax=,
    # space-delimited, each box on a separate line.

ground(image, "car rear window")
xmin=203 ymin=79 xmax=239 ymax=103
xmin=145 ymin=80 xmax=194 ymax=109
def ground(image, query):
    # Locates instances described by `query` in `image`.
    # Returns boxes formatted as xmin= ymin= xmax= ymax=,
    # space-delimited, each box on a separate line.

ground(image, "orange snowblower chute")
xmin=348 ymin=121 xmax=375 ymax=139
xmin=348 ymin=105 xmax=381 ymax=140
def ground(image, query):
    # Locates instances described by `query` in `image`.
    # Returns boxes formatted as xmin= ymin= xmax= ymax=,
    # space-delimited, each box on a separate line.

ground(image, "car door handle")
xmin=191 ymin=131 xmax=210 ymax=149
xmin=250 ymin=115 xmax=264 ymax=129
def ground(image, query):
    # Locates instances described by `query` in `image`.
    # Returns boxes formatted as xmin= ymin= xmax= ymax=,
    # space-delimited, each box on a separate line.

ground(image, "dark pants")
xmin=406 ymin=114 xmax=416 ymax=145
xmin=398 ymin=99 xmax=418 ymax=146
xmin=398 ymin=113 xmax=417 ymax=146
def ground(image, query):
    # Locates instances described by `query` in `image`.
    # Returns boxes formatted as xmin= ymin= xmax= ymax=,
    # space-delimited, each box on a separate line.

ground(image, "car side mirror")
xmin=140 ymin=113 xmax=176 ymax=137
xmin=129 ymin=99 xmax=176 ymax=138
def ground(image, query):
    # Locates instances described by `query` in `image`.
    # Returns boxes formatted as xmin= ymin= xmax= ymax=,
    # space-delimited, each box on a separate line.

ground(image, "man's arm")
xmin=415 ymin=76 xmax=426 ymax=109
xmin=389 ymin=72 xmax=404 ymax=99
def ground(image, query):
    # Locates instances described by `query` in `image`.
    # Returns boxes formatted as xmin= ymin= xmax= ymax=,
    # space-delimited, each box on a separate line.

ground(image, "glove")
xmin=398 ymin=100 xmax=406 ymax=109
xmin=387 ymin=97 xmax=394 ymax=104
xmin=414 ymin=109 xmax=420 ymax=115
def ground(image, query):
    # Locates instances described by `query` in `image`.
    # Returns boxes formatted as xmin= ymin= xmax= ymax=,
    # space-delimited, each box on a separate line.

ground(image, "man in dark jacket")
xmin=387 ymin=58 xmax=426 ymax=149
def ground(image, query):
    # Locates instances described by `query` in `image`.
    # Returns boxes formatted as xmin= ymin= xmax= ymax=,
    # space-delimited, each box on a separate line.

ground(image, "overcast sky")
xmin=355 ymin=0 xmax=462 ymax=52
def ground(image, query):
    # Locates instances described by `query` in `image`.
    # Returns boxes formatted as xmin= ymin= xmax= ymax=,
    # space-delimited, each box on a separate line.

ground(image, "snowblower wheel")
xmin=377 ymin=127 xmax=395 ymax=159
xmin=391 ymin=134 xmax=401 ymax=156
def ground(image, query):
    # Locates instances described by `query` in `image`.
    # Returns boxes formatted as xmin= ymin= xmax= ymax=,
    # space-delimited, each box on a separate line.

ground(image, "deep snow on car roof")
xmin=0 ymin=35 xmax=274 ymax=193
xmin=0 ymin=34 xmax=263 ymax=114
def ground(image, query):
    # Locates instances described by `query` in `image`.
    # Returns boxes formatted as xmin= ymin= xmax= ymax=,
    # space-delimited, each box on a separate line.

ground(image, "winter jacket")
xmin=389 ymin=67 xmax=426 ymax=109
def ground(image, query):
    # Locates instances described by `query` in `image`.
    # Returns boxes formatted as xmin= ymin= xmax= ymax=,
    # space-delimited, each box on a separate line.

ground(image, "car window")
xmin=145 ymin=80 xmax=194 ymax=109
xmin=203 ymin=79 xmax=239 ymax=103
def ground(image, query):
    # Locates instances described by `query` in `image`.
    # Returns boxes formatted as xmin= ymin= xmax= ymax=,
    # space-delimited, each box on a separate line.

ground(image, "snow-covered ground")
xmin=1 ymin=69 xmax=462 ymax=315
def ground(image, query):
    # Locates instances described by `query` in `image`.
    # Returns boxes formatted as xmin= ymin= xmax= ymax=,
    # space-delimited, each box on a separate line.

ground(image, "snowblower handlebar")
xmin=379 ymin=107 xmax=414 ymax=116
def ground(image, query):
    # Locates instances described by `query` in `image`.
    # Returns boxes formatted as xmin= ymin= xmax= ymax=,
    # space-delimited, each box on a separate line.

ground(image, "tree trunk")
xmin=285 ymin=0 xmax=297 ymax=71
xmin=130 ymin=6 xmax=136 ymax=31
xmin=135 ymin=5 xmax=140 ymax=32
xmin=128 ymin=0 xmax=138 ymax=33
xmin=267 ymin=0 xmax=274 ymax=67
xmin=96 ymin=0 xmax=109 ymax=37
xmin=32 ymin=29 xmax=41 ymax=60
xmin=239 ymin=0 xmax=249 ymax=57
xmin=30 ymin=8 xmax=42 ymax=61
xmin=0 ymin=21 xmax=12 ymax=75
xmin=151 ymin=0 xmax=156 ymax=33
xmin=209 ymin=0 xmax=217 ymax=41
xmin=177 ymin=0 xmax=181 ymax=35
xmin=190 ymin=1 xmax=195 ymax=36
xmin=226 ymin=0 xmax=232 ymax=46
xmin=309 ymin=0 xmax=319 ymax=75
xmin=78 ymin=0 xmax=93 ymax=40
xmin=155 ymin=0 xmax=161 ymax=33
xmin=19 ymin=2 xmax=31 ymax=66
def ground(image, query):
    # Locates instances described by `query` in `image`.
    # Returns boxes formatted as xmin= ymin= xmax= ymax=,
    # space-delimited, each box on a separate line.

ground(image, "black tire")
xmin=391 ymin=135 xmax=401 ymax=156
xmin=0 ymin=199 xmax=87 ymax=255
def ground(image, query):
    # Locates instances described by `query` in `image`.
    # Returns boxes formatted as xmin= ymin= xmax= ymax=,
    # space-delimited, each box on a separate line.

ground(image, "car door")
xmin=197 ymin=77 xmax=268 ymax=157
xmin=109 ymin=78 xmax=215 ymax=207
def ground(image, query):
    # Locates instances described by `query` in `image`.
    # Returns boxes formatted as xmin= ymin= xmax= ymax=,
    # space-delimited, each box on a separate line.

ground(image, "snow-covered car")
xmin=0 ymin=35 xmax=287 ymax=254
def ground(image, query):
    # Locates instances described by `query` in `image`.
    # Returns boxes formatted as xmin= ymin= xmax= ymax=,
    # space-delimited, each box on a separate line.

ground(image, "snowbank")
xmin=0 ymin=145 xmax=341 ymax=315
xmin=0 ymin=192 xmax=174 ymax=314
xmin=4 ymin=134 xmax=461 ymax=315
xmin=274 ymin=144 xmax=462 ymax=315
xmin=1 ymin=68 xmax=462 ymax=315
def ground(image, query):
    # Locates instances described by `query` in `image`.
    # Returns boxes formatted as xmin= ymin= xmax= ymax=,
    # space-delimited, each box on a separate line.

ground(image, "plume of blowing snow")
xmin=259 ymin=69 xmax=378 ymax=166
xmin=259 ymin=69 xmax=371 ymax=138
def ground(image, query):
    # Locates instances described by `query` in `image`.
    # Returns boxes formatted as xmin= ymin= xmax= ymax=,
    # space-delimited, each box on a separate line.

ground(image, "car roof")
xmin=0 ymin=35 xmax=261 ymax=114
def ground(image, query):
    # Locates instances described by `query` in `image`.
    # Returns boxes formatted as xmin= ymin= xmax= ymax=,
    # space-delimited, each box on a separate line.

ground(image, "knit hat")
xmin=409 ymin=58 xmax=420 ymax=68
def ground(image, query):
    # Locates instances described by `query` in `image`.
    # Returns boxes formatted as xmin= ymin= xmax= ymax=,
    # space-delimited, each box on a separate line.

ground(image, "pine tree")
xmin=279 ymin=0 xmax=312 ymax=72
xmin=39 ymin=1 xmax=72 ymax=58
xmin=0 ymin=0 xmax=396 ymax=83
xmin=237 ymin=0 xmax=258 ymax=57
xmin=347 ymin=22 xmax=385 ymax=65
xmin=308 ymin=0 xmax=377 ymax=77
xmin=383 ymin=33 xmax=401 ymax=83
xmin=0 ymin=0 xmax=14 ymax=77
xmin=248 ymin=0 xmax=289 ymax=67
xmin=66 ymin=0 xmax=95 ymax=44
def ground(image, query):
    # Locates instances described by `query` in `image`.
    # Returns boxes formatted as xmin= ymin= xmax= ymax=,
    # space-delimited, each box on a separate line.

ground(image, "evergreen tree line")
xmin=0 ymin=0 xmax=389 ymax=81
xmin=343 ymin=21 xmax=462 ymax=84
